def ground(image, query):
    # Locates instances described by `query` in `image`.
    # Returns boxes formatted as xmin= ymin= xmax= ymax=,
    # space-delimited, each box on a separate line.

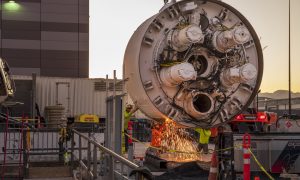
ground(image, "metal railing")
xmin=1 ymin=119 xmax=149 ymax=179
xmin=0 ymin=121 xmax=24 ymax=180
xmin=0 ymin=117 xmax=105 ymax=179
xmin=0 ymin=120 xmax=67 ymax=178
xmin=71 ymin=129 xmax=147 ymax=180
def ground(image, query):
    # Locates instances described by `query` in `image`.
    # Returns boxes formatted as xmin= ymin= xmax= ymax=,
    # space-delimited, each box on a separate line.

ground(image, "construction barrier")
xmin=243 ymin=133 xmax=251 ymax=180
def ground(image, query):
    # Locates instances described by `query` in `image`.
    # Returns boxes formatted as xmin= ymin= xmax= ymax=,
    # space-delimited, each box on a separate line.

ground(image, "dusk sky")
xmin=89 ymin=0 xmax=300 ymax=93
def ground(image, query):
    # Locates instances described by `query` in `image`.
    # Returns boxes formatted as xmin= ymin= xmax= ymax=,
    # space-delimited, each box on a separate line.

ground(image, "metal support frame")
xmin=105 ymin=71 xmax=123 ymax=155
xmin=217 ymin=132 xmax=235 ymax=180
xmin=105 ymin=70 xmax=129 ymax=155
xmin=106 ymin=94 xmax=123 ymax=158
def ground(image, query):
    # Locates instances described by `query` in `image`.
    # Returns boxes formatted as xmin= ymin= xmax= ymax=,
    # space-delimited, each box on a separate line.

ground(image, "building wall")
xmin=0 ymin=0 xmax=89 ymax=77
xmin=12 ymin=75 xmax=124 ymax=118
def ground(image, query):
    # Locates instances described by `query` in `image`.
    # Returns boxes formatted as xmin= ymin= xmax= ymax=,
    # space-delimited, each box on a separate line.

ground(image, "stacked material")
xmin=44 ymin=105 xmax=66 ymax=128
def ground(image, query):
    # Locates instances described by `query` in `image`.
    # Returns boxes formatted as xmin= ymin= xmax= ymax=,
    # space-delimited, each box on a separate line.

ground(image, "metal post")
xmin=288 ymin=0 xmax=292 ymax=116
xmin=79 ymin=136 xmax=82 ymax=161
xmin=32 ymin=73 xmax=37 ymax=119
xmin=106 ymin=74 xmax=109 ymax=105
xmin=1 ymin=110 xmax=9 ymax=180
xmin=264 ymin=99 xmax=267 ymax=111
xmin=87 ymin=141 xmax=91 ymax=172
xmin=122 ymin=58 xmax=126 ymax=155
xmin=108 ymin=155 xmax=114 ymax=180
xmin=23 ymin=130 xmax=28 ymax=178
xmin=120 ymin=163 xmax=124 ymax=178
xmin=18 ymin=116 xmax=24 ymax=179
xmin=256 ymin=89 xmax=260 ymax=111
xmin=105 ymin=74 xmax=110 ymax=149
xmin=71 ymin=131 xmax=74 ymax=169
xmin=58 ymin=135 xmax=64 ymax=162
xmin=112 ymin=70 xmax=117 ymax=179
xmin=114 ymin=95 xmax=122 ymax=155
xmin=93 ymin=145 xmax=97 ymax=179
xmin=80 ymin=162 xmax=83 ymax=180
xmin=112 ymin=70 xmax=116 ymax=151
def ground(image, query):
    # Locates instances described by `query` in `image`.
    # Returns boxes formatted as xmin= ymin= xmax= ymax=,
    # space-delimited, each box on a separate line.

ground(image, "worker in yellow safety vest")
xmin=195 ymin=128 xmax=211 ymax=154
xmin=123 ymin=104 xmax=138 ymax=153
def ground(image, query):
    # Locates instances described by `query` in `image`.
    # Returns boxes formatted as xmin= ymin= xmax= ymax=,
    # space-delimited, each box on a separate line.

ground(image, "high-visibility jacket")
xmin=124 ymin=110 xmax=133 ymax=130
xmin=195 ymin=128 xmax=211 ymax=144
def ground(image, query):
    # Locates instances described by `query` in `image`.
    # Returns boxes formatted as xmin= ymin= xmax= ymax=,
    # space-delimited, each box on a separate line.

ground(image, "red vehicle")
xmin=229 ymin=108 xmax=277 ymax=132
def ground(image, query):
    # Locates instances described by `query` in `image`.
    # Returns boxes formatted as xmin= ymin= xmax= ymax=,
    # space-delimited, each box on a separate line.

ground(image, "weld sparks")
xmin=158 ymin=119 xmax=202 ymax=162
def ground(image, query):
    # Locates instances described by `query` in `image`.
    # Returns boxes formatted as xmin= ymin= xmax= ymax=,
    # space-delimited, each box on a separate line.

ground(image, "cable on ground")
xmin=248 ymin=148 xmax=275 ymax=180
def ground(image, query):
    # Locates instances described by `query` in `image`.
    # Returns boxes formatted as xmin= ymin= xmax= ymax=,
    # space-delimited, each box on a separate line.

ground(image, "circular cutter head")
xmin=124 ymin=0 xmax=263 ymax=128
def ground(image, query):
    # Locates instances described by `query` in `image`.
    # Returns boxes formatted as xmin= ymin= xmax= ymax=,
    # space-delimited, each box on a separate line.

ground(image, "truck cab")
xmin=229 ymin=108 xmax=277 ymax=132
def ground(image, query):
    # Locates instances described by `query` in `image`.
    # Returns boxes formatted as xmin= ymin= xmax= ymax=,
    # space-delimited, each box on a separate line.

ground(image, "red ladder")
xmin=1 ymin=111 xmax=26 ymax=180
xmin=1 ymin=110 xmax=9 ymax=180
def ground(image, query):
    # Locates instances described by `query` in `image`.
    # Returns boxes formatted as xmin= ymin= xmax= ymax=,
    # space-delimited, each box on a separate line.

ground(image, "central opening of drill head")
xmin=193 ymin=94 xmax=212 ymax=113
xmin=188 ymin=55 xmax=208 ymax=76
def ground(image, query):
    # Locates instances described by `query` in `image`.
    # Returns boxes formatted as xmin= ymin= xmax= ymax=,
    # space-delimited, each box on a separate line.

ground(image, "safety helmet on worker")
xmin=126 ymin=104 xmax=133 ymax=110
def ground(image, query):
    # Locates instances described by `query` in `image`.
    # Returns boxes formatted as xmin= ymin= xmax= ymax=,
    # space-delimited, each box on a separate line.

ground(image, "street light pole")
xmin=256 ymin=89 xmax=261 ymax=112
xmin=288 ymin=0 xmax=292 ymax=115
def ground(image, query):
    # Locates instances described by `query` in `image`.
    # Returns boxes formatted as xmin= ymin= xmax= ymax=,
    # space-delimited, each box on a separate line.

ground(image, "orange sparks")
xmin=158 ymin=119 xmax=202 ymax=162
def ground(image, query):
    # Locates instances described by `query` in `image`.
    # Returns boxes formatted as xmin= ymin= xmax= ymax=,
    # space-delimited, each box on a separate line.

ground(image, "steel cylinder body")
xmin=124 ymin=0 xmax=263 ymax=128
